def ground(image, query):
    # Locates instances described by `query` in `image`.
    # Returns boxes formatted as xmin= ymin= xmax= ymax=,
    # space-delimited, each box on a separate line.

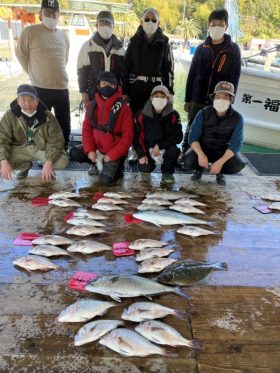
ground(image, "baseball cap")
xmin=96 ymin=10 xmax=114 ymax=24
xmin=41 ymin=0 xmax=59 ymax=12
xmin=97 ymin=71 xmax=118 ymax=85
xmin=210 ymin=81 xmax=235 ymax=101
xmin=17 ymin=84 xmax=38 ymax=98
xmin=151 ymin=85 xmax=169 ymax=97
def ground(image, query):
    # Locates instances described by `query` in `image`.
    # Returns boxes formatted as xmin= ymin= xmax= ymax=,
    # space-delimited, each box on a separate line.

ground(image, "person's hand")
xmin=81 ymin=92 xmax=89 ymax=105
xmin=0 ymin=160 xmax=13 ymax=180
xmin=184 ymin=102 xmax=190 ymax=113
xmin=139 ymin=156 xmax=148 ymax=165
xmin=122 ymin=95 xmax=130 ymax=103
xmin=104 ymin=155 xmax=112 ymax=162
xmin=198 ymin=153 xmax=209 ymax=168
xmin=41 ymin=160 xmax=55 ymax=182
xmin=210 ymin=160 xmax=223 ymax=174
xmin=88 ymin=151 xmax=96 ymax=163
xmin=151 ymin=144 xmax=160 ymax=157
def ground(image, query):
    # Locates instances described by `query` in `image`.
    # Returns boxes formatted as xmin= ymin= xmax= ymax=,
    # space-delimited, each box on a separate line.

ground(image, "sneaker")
xmin=162 ymin=173 xmax=175 ymax=183
xmin=88 ymin=164 xmax=98 ymax=176
xmin=16 ymin=164 xmax=32 ymax=180
xmin=191 ymin=170 xmax=202 ymax=181
xmin=216 ymin=174 xmax=226 ymax=185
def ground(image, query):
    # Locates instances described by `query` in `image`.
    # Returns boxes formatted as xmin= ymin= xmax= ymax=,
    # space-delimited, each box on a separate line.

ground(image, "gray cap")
xmin=210 ymin=81 xmax=235 ymax=101
xmin=17 ymin=84 xmax=38 ymax=98
xmin=151 ymin=85 xmax=169 ymax=97
xmin=96 ymin=10 xmax=114 ymax=24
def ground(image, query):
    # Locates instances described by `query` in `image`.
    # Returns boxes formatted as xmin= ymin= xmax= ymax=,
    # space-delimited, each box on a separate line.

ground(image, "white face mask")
xmin=152 ymin=97 xmax=167 ymax=112
xmin=213 ymin=99 xmax=230 ymax=113
xmin=21 ymin=110 xmax=37 ymax=117
xmin=209 ymin=26 xmax=225 ymax=41
xmin=143 ymin=21 xmax=158 ymax=36
xmin=98 ymin=26 xmax=113 ymax=40
xmin=42 ymin=16 xmax=58 ymax=30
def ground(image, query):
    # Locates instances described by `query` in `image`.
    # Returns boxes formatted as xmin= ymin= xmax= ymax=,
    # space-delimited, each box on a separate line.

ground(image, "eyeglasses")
xmin=144 ymin=18 xmax=157 ymax=23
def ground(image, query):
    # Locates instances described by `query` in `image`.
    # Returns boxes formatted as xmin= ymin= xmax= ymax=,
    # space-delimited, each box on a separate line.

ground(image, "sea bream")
xmin=136 ymin=204 xmax=166 ymax=211
xmin=135 ymin=320 xmax=203 ymax=349
xmin=99 ymin=328 xmax=177 ymax=357
xmin=66 ymin=226 xmax=105 ymax=236
xmin=261 ymin=193 xmax=280 ymax=202
xmin=121 ymin=301 xmax=187 ymax=322
xmin=67 ymin=240 xmax=111 ymax=254
xmin=177 ymin=226 xmax=216 ymax=238
xmin=57 ymin=299 xmax=117 ymax=322
xmin=28 ymin=245 xmax=70 ymax=257
xmin=146 ymin=191 xmax=197 ymax=200
xmin=175 ymin=198 xmax=206 ymax=207
xmin=97 ymin=197 xmax=129 ymax=205
xmin=157 ymin=259 xmax=228 ymax=286
xmin=74 ymin=319 xmax=124 ymax=346
xmin=141 ymin=198 xmax=173 ymax=206
xmin=85 ymin=274 xmax=190 ymax=302
xmin=138 ymin=258 xmax=178 ymax=273
xmin=103 ymin=192 xmax=133 ymax=199
xmin=32 ymin=235 xmax=73 ymax=246
xmin=268 ymin=202 xmax=280 ymax=210
xmin=169 ymin=205 xmax=205 ymax=214
xmin=73 ymin=209 xmax=107 ymax=220
xmin=13 ymin=255 xmax=59 ymax=272
xmin=48 ymin=198 xmax=82 ymax=207
xmin=66 ymin=217 xmax=105 ymax=227
xmin=133 ymin=210 xmax=209 ymax=226
xmin=136 ymin=247 xmax=176 ymax=262
xmin=92 ymin=203 xmax=124 ymax=211
xmin=48 ymin=191 xmax=81 ymax=199
xmin=129 ymin=239 xmax=169 ymax=251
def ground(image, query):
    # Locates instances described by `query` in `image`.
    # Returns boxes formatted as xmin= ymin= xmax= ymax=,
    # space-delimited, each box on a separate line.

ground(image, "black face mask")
xmin=98 ymin=86 xmax=116 ymax=98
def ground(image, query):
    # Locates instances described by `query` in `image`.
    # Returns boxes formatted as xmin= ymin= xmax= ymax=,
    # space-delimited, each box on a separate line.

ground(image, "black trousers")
xmin=139 ymin=146 xmax=180 ymax=174
xmin=183 ymin=146 xmax=246 ymax=175
xmin=35 ymin=87 xmax=71 ymax=146
xmin=128 ymin=80 xmax=161 ymax=114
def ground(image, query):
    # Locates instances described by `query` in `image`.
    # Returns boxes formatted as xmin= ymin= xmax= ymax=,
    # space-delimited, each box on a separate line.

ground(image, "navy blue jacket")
xmin=185 ymin=34 xmax=241 ymax=105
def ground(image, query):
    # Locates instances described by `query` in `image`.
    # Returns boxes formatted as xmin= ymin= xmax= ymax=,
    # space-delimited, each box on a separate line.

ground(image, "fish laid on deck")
xmin=85 ymin=274 xmax=191 ymax=302
xmin=73 ymin=209 xmax=108 ymax=220
xmin=28 ymin=245 xmax=70 ymax=257
xmin=261 ymin=193 xmax=280 ymax=201
xmin=97 ymin=197 xmax=129 ymax=205
xmin=67 ymin=240 xmax=111 ymax=254
xmin=48 ymin=191 xmax=81 ymax=199
xmin=13 ymin=255 xmax=59 ymax=272
xmin=99 ymin=328 xmax=177 ymax=357
xmin=175 ymin=198 xmax=206 ymax=207
xmin=136 ymin=204 xmax=166 ymax=211
xmin=135 ymin=320 xmax=203 ymax=349
xmin=177 ymin=225 xmax=216 ymax=237
xmin=268 ymin=202 xmax=280 ymax=210
xmin=157 ymin=259 xmax=228 ymax=286
xmin=129 ymin=239 xmax=169 ymax=250
xmin=48 ymin=198 xmax=82 ymax=207
xmin=135 ymin=247 xmax=176 ymax=261
xmin=66 ymin=217 xmax=105 ymax=227
xmin=147 ymin=191 xmax=197 ymax=200
xmin=66 ymin=226 xmax=105 ymax=236
xmin=92 ymin=203 xmax=124 ymax=211
xmin=138 ymin=257 xmax=178 ymax=273
xmin=103 ymin=192 xmax=133 ymax=199
xmin=121 ymin=301 xmax=187 ymax=322
xmin=141 ymin=198 xmax=173 ymax=206
xmin=58 ymin=299 xmax=117 ymax=322
xmin=133 ymin=210 xmax=209 ymax=226
xmin=74 ymin=319 xmax=124 ymax=346
xmin=32 ymin=235 xmax=73 ymax=246
xmin=169 ymin=204 xmax=205 ymax=214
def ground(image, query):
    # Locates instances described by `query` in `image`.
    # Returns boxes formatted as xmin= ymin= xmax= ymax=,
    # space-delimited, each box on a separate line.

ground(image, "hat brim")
xmin=210 ymin=90 xmax=235 ymax=101
xmin=17 ymin=91 xmax=37 ymax=98
xmin=97 ymin=18 xmax=114 ymax=24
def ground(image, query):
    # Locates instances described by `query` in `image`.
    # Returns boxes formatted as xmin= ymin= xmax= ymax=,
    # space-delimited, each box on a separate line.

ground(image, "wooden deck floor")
xmin=0 ymin=166 xmax=279 ymax=372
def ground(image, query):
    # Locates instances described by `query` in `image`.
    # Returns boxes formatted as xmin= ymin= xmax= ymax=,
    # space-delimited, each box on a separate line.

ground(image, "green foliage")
xmin=176 ymin=18 xmax=200 ymax=45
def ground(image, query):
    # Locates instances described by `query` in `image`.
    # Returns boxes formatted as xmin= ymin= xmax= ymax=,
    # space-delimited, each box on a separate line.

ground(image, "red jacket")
xmin=82 ymin=87 xmax=133 ymax=161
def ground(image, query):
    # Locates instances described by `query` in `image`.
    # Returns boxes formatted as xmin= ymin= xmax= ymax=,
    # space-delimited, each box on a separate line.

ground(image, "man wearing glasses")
xmin=16 ymin=0 xmax=71 ymax=146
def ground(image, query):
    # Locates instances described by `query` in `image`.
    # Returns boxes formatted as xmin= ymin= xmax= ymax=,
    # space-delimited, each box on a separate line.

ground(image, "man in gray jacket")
xmin=0 ymin=84 xmax=69 ymax=181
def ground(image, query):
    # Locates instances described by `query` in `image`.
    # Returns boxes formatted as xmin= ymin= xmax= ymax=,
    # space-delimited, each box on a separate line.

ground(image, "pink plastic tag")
xmin=93 ymin=192 xmax=104 ymax=200
xmin=64 ymin=211 xmax=74 ymax=222
xmin=31 ymin=197 xmax=49 ymax=206
xmin=254 ymin=205 xmax=272 ymax=214
xmin=112 ymin=242 xmax=135 ymax=256
xmin=68 ymin=271 xmax=98 ymax=292
xmin=13 ymin=238 xmax=33 ymax=246
xmin=123 ymin=214 xmax=143 ymax=224
xmin=17 ymin=232 xmax=41 ymax=240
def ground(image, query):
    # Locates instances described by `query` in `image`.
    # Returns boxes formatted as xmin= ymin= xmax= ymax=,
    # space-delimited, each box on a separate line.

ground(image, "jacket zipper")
xmin=204 ymin=45 xmax=227 ymax=99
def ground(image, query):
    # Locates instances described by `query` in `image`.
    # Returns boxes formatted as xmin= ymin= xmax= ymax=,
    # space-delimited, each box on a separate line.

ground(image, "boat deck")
xmin=0 ymin=166 xmax=280 ymax=372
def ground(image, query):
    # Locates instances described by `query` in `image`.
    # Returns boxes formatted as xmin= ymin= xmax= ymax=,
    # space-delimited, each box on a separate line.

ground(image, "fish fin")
xmin=174 ymin=287 xmax=192 ymax=300
xmin=162 ymin=349 xmax=178 ymax=358
xmin=111 ymin=295 xmax=122 ymax=302
xmin=144 ymin=295 xmax=153 ymax=301
xmin=173 ymin=310 xmax=188 ymax=320
xmin=213 ymin=262 xmax=228 ymax=271
xmin=188 ymin=338 xmax=204 ymax=350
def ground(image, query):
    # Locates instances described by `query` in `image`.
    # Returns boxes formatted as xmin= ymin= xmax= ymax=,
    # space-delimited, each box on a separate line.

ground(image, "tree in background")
xmin=175 ymin=17 xmax=200 ymax=48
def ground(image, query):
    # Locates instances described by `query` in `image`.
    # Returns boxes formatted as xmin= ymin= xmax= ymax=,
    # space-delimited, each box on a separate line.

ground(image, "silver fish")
xmin=13 ymin=255 xmax=59 ymax=272
xmin=48 ymin=198 xmax=82 ymax=207
xmin=85 ymin=275 xmax=190 ymax=302
xmin=67 ymin=240 xmax=111 ymax=254
xmin=175 ymin=198 xmax=206 ymax=207
xmin=74 ymin=319 xmax=124 ymax=346
xmin=142 ymin=198 xmax=173 ymax=206
xmin=66 ymin=226 xmax=105 ymax=236
xmin=177 ymin=226 xmax=216 ymax=237
xmin=99 ymin=328 xmax=177 ymax=357
xmin=48 ymin=191 xmax=81 ymax=199
xmin=129 ymin=239 xmax=169 ymax=251
xmin=136 ymin=248 xmax=176 ymax=262
xmin=103 ymin=192 xmax=133 ymax=199
xmin=58 ymin=299 xmax=117 ymax=322
xmin=135 ymin=320 xmax=203 ymax=349
xmin=66 ymin=217 xmax=105 ymax=227
xmin=138 ymin=258 xmax=178 ymax=273
xmin=32 ymin=235 xmax=73 ymax=246
xmin=97 ymin=197 xmax=129 ymax=205
xmin=133 ymin=210 xmax=209 ymax=226
xmin=121 ymin=301 xmax=187 ymax=322
xmin=92 ymin=203 xmax=124 ymax=211
xmin=169 ymin=205 xmax=205 ymax=214
xmin=146 ymin=191 xmax=197 ymax=200
xmin=137 ymin=204 xmax=166 ymax=211
xmin=268 ymin=202 xmax=280 ymax=210
xmin=261 ymin=193 xmax=280 ymax=202
xmin=73 ymin=209 xmax=107 ymax=220
xmin=28 ymin=245 xmax=70 ymax=257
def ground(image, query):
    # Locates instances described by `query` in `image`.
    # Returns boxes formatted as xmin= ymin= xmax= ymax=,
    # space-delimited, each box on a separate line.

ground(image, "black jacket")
xmin=122 ymin=26 xmax=174 ymax=95
xmin=185 ymin=34 xmax=241 ymax=105
xmin=134 ymin=100 xmax=182 ymax=158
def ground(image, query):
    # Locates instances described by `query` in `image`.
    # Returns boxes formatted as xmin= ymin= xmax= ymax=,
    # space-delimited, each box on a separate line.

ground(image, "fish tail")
xmin=213 ymin=262 xmax=228 ymax=271
xmin=174 ymin=287 xmax=192 ymax=300
xmin=162 ymin=349 xmax=178 ymax=358
xmin=187 ymin=338 xmax=203 ymax=350
xmin=173 ymin=309 xmax=188 ymax=320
